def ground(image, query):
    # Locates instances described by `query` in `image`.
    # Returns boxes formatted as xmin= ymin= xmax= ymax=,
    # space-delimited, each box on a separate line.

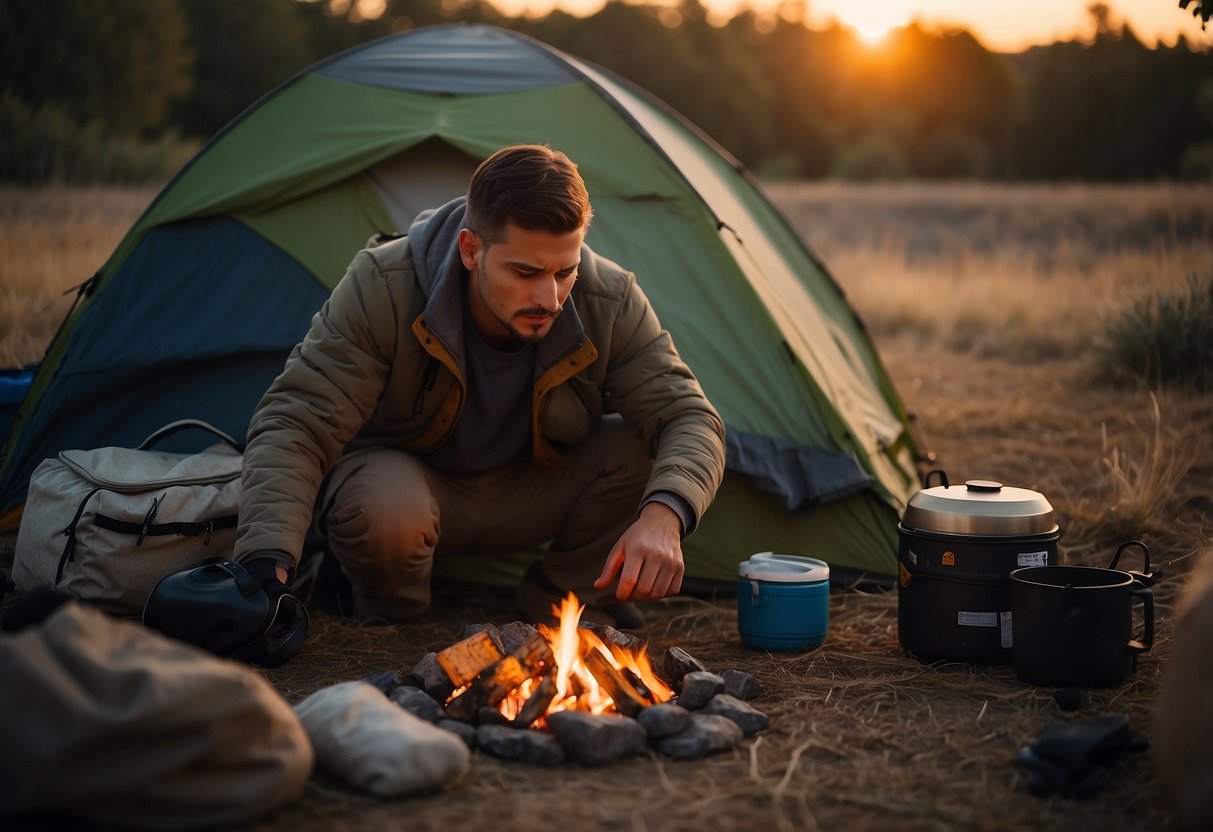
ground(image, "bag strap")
xmin=138 ymin=419 xmax=244 ymax=454
xmin=229 ymin=593 xmax=310 ymax=669
xmin=93 ymin=513 xmax=238 ymax=546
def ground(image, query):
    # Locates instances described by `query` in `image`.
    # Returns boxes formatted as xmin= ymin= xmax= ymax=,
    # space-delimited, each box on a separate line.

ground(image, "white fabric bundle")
xmin=294 ymin=681 xmax=469 ymax=797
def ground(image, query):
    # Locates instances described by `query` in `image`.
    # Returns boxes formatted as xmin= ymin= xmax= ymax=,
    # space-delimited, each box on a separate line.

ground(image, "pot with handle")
xmin=1010 ymin=540 xmax=1156 ymax=688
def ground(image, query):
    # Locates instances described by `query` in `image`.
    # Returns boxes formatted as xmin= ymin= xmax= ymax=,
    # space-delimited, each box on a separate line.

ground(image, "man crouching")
xmin=233 ymin=144 xmax=725 ymax=629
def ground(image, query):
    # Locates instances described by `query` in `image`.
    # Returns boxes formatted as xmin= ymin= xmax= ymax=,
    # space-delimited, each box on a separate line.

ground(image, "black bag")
xmin=142 ymin=559 xmax=308 ymax=668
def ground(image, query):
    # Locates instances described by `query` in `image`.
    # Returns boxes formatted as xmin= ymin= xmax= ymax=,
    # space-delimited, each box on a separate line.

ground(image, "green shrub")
xmin=0 ymin=89 xmax=197 ymax=184
xmin=1098 ymin=273 xmax=1213 ymax=391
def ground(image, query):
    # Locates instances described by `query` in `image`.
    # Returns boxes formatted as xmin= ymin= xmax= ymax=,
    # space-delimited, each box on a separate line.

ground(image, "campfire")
xmin=440 ymin=594 xmax=673 ymax=726
xmin=384 ymin=592 xmax=772 ymax=765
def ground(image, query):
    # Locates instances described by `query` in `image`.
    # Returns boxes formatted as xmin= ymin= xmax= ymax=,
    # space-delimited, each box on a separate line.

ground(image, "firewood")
xmin=512 ymin=671 xmax=559 ymax=728
xmin=436 ymin=630 xmax=504 ymax=687
xmin=582 ymin=646 xmax=650 ymax=717
xmin=445 ymin=631 xmax=554 ymax=722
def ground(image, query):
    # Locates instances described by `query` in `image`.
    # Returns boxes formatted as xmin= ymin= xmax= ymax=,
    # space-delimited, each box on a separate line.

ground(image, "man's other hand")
xmin=594 ymin=502 xmax=684 ymax=601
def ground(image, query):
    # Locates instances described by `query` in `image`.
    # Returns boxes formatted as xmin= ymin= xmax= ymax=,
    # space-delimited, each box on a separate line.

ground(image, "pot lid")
xmin=739 ymin=552 xmax=830 ymax=583
xmin=901 ymin=479 xmax=1057 ymax=536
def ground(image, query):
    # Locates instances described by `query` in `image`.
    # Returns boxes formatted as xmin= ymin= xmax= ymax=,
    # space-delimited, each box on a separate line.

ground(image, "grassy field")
xmin=2 ymin=182 xmax=1211 ymax=831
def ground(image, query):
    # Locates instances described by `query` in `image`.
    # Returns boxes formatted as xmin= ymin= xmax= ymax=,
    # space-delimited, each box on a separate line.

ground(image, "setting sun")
xmin=834 ymin=5 xmax=909 ymax=45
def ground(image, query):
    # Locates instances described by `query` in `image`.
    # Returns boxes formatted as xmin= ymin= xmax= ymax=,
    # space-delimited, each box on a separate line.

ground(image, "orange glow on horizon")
xmin=481 ymin=0 xmax=1211 ymax=52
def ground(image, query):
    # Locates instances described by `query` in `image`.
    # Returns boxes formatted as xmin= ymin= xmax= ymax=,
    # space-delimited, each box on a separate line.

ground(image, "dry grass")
xmin=3 ymin=182 xmax=1213 ymax=831
xmin=767 ymin=180 xmax=1213 ymax=361
xmin=0 ymin=185 xmax=157 ymax=368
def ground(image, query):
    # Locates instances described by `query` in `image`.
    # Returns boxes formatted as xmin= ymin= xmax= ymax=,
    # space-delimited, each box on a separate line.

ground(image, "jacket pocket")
xmin=540 ymin=380 xmax=601 ymax=445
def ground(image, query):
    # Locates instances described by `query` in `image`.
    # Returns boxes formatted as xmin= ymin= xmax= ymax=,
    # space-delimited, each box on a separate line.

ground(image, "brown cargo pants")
xmin=318 ymin=416 xmax=652 ymax=622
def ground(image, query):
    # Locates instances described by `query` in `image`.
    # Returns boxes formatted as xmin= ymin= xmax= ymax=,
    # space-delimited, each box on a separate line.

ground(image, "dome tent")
xmin=0 ymin=24 xmax=920 ymax=585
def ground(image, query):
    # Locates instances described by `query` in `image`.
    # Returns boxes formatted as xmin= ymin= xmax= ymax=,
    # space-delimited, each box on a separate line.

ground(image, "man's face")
xmin=459 ymin=222 xmax=583 ymax=350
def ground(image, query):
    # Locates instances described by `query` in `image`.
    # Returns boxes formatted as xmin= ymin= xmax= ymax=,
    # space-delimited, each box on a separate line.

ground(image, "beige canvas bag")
xmin=0 ymin=602 xmax=313 ymax=826
xmin=13 ymin=420 xmax=243 ymax=615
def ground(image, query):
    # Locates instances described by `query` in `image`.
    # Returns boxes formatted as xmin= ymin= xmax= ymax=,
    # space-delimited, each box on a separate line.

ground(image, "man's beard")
xmin=502 ymin=304 xmax=562 ymax=345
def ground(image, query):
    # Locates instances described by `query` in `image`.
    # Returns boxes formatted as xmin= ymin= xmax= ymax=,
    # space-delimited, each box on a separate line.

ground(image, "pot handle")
xmin=1125 ymin=581 xmax=1154 ymax=655
xmin=1108 ymin=540 xmax=1158 ymax=587
xmin=924 ymin=469 xmax=950 ymax=488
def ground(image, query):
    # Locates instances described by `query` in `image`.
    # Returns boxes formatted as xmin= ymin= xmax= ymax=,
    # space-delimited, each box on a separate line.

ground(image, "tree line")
xmin=2 ymin=0 xmax=1211 ymax=183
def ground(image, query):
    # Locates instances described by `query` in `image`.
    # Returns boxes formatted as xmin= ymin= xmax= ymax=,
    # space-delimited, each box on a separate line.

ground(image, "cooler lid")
xmin=901 ymin=479 xmax=1057 ymax=536
xmin=739 ymin=552 xmax=830 ymax=583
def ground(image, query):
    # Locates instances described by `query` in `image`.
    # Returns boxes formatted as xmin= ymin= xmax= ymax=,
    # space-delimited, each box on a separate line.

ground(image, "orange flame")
xmin=501 ymin=593 xmax=672 ymax=724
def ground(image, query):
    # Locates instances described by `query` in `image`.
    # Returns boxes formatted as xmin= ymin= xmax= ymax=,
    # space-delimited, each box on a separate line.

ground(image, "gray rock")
xmin=460 ymin=623 xmax=505 ymax=656
xmin=389 ymin=685 xmax=445 ymax=724
xmin=547 ymin=711 xmax=648 ymax=766
xmin=721 ymin=669 xmax=766 ymax=701
xmin=657 ymin=713 xmax=744 ymax=760
xmin=437 ymin=718 xmax=478 ymax=749
xmin=579 ymin=620 xmax=642 ymax=653
xmin=663 ymin=646 xmax=707 ymax=691
xmin=498 ymin=621 xmax=539 ymax=654
xmin=476 ymin=724 xmax=565 ymax=766
xmin=636 ymin=703 xmax=692 ymax=739
xmin=361 ymin=669 xmax=402 ymax=696
xmin=701 ymin=693 xmax=770 ymax=737
xmin=405 ymin=651 xmax=455 ymax=701
xmin=678 ymin=671 xmax=725 ymax=710
xmin=477 ymin=706 xmax=512 ymax=727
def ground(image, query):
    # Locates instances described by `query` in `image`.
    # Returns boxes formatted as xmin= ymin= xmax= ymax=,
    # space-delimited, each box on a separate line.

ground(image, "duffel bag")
xmin=13 ymin=420 xmax=243 ymax=616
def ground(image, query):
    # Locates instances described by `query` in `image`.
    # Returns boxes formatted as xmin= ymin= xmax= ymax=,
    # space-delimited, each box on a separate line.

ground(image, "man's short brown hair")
xmin=465 ymin=145 xmax=592 ymax=243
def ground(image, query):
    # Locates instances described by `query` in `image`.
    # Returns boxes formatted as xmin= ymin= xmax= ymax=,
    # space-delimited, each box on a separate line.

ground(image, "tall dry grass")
xmin=0 ymin=185 xmax=158 ymax=367
xmin=766 ymin=180 xmax=1213 ymax=361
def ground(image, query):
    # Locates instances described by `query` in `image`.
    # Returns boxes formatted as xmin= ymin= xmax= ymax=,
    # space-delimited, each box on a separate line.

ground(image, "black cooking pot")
xmin=898 ymin=471 xmax=1061 ymax=665
xmin=1010 ymin=540 xmax=1156 ymax=688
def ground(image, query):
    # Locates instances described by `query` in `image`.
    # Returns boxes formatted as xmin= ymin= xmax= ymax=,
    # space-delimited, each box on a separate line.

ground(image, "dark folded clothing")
xmin=1014 ymin=716 xmax=1148 ymax=799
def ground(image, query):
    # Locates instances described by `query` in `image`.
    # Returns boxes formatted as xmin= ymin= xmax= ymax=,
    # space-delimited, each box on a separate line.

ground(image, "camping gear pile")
xmin=894 ymin=471 xmax=1157 ymax=690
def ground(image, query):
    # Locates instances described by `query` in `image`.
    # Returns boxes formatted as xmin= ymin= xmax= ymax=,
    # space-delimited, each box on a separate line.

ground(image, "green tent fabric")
xmin=0 ymin=24 xmax=920 ymax=585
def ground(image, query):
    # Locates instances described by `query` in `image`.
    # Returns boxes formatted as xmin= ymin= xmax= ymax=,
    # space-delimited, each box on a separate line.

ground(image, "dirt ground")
xmin=244 ymin=341 xmax=1206 ymax=832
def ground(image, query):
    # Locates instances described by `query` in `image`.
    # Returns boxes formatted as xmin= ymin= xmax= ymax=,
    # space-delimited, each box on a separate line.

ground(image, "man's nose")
xmin=532 ymin=276 xmax=559 ymax=309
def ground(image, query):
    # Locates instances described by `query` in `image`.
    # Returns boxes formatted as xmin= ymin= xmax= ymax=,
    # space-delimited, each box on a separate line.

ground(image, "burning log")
xmin=445 ymin=631 xmax=554 ymax=722
xmin=511 ymin=671 xmax=558 ymax=728
xmin=436 ymin=630 xmax=505 ymax=688
xmin=582 ymin=646 xmax=652 ymax=717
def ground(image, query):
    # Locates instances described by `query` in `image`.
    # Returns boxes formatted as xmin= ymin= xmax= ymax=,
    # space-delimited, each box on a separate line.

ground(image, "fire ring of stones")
xmin=363 ymin=608 xmax=770 ymax=766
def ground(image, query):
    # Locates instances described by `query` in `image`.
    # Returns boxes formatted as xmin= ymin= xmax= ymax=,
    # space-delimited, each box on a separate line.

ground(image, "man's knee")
xmin=323 ymin=459 xmax=439 ymax=572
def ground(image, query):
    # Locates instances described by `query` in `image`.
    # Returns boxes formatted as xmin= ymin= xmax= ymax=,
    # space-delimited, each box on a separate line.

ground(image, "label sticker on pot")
xmin=1000 ymin=611 xmax=1013 ymax=648
xmin=957 ymin=611 xmax=998 ymax=628
xmin=1017 ymin=551 xmax=1049 ymax=567
xmin=907 ymin=549 xmax=918 ymax=565
xmin=942 ymin=551 xmax=956 ymax=566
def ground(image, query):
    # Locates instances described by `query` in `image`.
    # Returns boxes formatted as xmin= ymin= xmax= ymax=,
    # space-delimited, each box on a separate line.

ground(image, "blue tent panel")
xmin=0 ymin=217 xmax=328 ymax=508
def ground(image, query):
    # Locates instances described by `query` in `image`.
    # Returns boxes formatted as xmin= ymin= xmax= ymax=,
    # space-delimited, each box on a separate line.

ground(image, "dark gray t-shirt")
xmin=422 ymin=308 xmax=536 ymax=474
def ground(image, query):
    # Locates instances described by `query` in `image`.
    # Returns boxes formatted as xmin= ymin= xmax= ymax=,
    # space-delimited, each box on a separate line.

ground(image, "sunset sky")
xmin=483 ymin=0 xmax=1213 ymax=52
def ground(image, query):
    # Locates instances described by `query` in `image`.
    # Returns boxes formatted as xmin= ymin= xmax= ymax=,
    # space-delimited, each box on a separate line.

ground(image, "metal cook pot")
xmin=898 ymin=470 xmax=1062 ymax=665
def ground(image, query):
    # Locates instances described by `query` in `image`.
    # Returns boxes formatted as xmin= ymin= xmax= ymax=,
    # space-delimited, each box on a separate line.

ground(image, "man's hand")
xmin=594 ymin=502 xmax=684 ymax=601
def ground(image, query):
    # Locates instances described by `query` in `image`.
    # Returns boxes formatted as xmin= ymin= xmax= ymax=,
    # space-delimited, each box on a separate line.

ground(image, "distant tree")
xmin=172 ymin=0 xmax=314 ymax=140
xmin=0 ymin=0 xmax=192 ymax=132
xmin=1013 ymin=7 xmax=1213 ymax=178
xmin=522 ymin=1 xmax=778 ymax=166
xmin=1179 ymin=0 xmax=1212 ymax=27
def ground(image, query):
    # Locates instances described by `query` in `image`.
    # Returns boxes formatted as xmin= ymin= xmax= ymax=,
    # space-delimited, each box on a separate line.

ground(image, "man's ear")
xmin=457 ymin=228 xmax=479 ymax=271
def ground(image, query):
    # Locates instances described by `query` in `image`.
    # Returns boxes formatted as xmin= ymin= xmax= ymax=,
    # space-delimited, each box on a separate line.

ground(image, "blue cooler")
xmin=738 ymin=552 xmax=830 ymax=651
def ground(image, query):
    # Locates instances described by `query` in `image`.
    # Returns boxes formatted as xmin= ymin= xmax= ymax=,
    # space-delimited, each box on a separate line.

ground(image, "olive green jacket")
xmin=235 ymin=200 xmax=725 ymax=569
